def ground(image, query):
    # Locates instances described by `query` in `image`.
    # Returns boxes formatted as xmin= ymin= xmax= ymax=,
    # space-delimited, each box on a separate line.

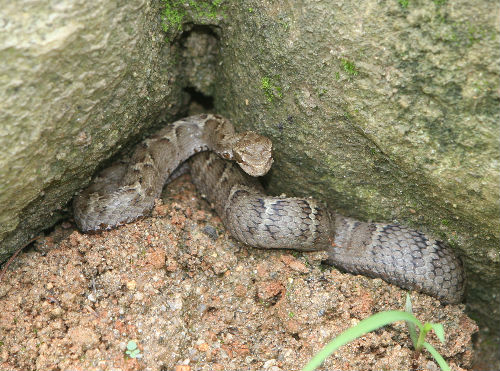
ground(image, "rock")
xmin=202 ymin=225 xmax=218 ymax=240
xmin=0 ymin=0 xmax=187 ymax=262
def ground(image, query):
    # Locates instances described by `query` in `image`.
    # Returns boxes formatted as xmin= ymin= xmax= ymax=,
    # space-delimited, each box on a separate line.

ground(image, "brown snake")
xmin=74 ymin=114 xmax=465 ymax=304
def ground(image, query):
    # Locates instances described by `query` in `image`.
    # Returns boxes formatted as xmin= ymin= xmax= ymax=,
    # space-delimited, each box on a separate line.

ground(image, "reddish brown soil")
xmin=0 ymin=174 xmax=477 ymax=371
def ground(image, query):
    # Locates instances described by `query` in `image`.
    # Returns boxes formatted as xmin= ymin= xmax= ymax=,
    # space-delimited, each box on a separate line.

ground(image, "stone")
xmin=0 ymin=0 xmax=187 ymax=262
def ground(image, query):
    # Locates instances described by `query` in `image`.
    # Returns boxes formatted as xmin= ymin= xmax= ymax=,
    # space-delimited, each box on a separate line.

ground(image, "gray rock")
xmin=0 ymin=0 xmax=187 ymax=261
xmin=202 ymin=225 xmax=219 ymax=240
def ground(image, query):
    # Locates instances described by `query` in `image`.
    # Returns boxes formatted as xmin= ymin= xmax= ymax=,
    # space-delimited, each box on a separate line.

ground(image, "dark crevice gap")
xmin=178 ymin=24 xmax=221 ymax=44
xmin=183 ymin=86 xmax=214 ymax=111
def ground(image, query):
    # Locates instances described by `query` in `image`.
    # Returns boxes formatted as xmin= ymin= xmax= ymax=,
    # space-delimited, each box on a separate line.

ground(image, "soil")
xmin=0 ymin=173 xmax=478 ymax=371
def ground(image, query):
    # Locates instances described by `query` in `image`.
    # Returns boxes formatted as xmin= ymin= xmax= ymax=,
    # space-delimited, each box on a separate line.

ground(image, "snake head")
xmin=232 ymin=131 xmax=273 ymax=177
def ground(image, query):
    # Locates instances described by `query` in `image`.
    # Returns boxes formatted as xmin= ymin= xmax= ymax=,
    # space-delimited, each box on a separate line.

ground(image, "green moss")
xmin=463 ymin=21 xmax=496 ymax=45
xmin=316 ymin=87 xmax=328 ymax=97
xmin=161 ymin=0 xmax=185 ymax=33
xmin=278 ymin=15 xmax=290 ymax=31
xmin=161 ymin=0 xmax=225 ymax=35
xmin=189 ymin=0 xmax=224 ymax=18
xmin=398 ymin=0 xmax=409 ymax=9
xmin=261 ymin=76 xmax=283 ymax=103
xmin=341 ymin=59 xmax=358 ymax=77
xmin=434 ymin=11 xmax=496 ymax=47
xmin=433 ymin=0 xmax=447 ymax=6
xmin=447 ymin=237 xmax=459 ymax=250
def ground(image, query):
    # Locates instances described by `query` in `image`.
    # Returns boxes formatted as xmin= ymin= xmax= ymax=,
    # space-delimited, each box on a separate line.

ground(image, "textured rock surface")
xmin=1 ymin=0 xmax=498 ymax=357
xmin=0 ymin=0 xmax=188 ymax=261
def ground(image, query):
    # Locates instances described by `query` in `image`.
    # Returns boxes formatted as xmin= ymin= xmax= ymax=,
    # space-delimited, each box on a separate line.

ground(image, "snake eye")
xmin=222 ymin=151 xmax=231 ymax=159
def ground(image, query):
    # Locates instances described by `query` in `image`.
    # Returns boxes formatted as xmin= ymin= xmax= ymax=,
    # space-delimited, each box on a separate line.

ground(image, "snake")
xmin=73 ymin=114 xmax=465 ymax=304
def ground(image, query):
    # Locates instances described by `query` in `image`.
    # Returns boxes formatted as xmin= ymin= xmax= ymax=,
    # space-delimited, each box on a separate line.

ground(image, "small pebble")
xmin=202 ymin=225 xmax=218 ymax=240
xmin=263 ymin=359 xmax=276 ymax=368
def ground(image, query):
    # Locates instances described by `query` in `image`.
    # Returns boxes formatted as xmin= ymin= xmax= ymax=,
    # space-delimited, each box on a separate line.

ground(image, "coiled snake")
xmin=74 ymin=114 xmax=465 ymax=304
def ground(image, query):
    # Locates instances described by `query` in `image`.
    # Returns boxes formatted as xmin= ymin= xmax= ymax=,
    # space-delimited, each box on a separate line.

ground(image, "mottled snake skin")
xmin=74 ymin=114 xmax=465 ymax=304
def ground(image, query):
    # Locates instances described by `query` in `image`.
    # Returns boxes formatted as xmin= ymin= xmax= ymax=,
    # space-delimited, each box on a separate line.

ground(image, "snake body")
xmin=74 ymin=114 xmax=465 ymax=304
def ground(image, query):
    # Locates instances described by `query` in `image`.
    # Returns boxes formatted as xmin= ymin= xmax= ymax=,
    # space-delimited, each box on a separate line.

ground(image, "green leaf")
xmin=423 ymin=342 xmax=451 ymax=371
xmin=301 ymin=311 xmax=423 ymax=371
xmin=405 ymin=294 xmax=418 ymax=347
xmin=415 ymin=323 xmax=433 ymax=351
xmin=430 ymin=323 xmax=446 ymax=343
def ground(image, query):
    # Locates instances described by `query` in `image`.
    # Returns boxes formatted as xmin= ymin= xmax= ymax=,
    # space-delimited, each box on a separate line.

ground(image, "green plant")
xmin=161 ymin=0 xmax=225 ymax=34
xmin=261 ymin=76 xmax=283 ymax=103
xmin=433 ymin=0 xmax=447 ymax=6
xmin=125 ymin=340 xmax=141 ymax=358
xmin=398 ymin=0 xmax=409 ymax=8
xmin=341 ymin=59 xmax=358 ymax=77
xmin=161 ymin=0 xmax=185 ymax=33
xmin=302 ymin=294 xmax=450 ymax=371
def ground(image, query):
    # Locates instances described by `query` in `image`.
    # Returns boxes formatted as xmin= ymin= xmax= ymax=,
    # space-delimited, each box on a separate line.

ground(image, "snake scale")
xmin=74 ymin=114 xmax=465 ymax=304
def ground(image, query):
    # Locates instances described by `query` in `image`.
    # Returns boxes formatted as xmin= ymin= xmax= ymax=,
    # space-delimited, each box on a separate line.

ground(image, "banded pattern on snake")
xmin=74 ymin=114 xmax=465 ymax=304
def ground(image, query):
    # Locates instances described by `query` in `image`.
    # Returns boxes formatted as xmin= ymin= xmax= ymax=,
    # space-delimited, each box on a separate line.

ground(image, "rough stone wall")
xmin=0 ymin=0 xmax=187 ymax=260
